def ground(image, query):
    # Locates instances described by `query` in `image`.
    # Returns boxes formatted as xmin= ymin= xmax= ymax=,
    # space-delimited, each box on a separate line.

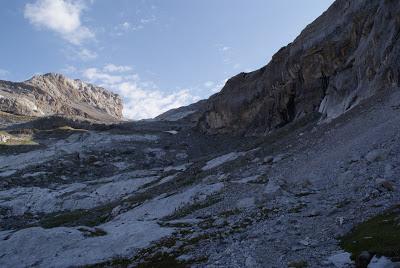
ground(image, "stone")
xmin=263 ymin=156 xmax=274 ymax=164
xmin=0 ymin=134 xmax=11 ymax=143
xmin=237 ymin=197 xmax=256 ymax=209
xmin=93 ymin=161 xmax=105 ymax=167
xmin=368 ymin=256 xmax=399 ymax=268
xmin=376 ymin=179 xmax=396 ymax=192
xmin=307 ymin=209 xmax=321 ymax=217
xmin=384 ymin=164 xmax=395 ymax=179
xmin=264 ymin=180 xmax=282 ymax=199
xmin=299 ymin=238 xmax=311 ymax=246
xmin=349 ymin=154 xmax=362 ymax=164
xmin=327 ymin=251 xmax=353 ymax=268
xmin=356 ymin=251 xmax=373 ymax=268
xmin=176 ymin=152 xmax=188 ymax=160
xmin=245 ymin=256 xmax=257 ymax=267
xmin=273 ymin=154 xmax=285 ymax=163
xmin=365 ymin=149 xmax=388 ymax=163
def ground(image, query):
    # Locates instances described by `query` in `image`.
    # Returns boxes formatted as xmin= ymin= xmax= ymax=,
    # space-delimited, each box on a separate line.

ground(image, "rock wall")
xmin=197 ymin=0 xmax=400 ymax=135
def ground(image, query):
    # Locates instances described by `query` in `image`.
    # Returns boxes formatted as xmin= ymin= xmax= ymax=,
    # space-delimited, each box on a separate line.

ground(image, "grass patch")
xmin=288 ymin=203 xmax=307 ymax=213
xmin=336 ymin=199 xmax=352 ymax=209
xmin=340 ymin=206 xmax=400 ymax=260
xmin=219 ymin=208 xmax=241 ymax=218
xmin=40 ymin=204 xmax=115 ymax=228
xmin=78 ymin=227 xmax=108 ymax=237
xmin=136 ymin=253 xmax=188 ymax=268
xmin=288 ymin=260 xmax=308 ymax=268
xmin=0 ymin=130 xmax=37 ymax=146
xmin=84 ymin=257 xmax=132 ymax=268
xmin=163 ymin=195 xmax=222 ymax=221
xmin=57 ymin=125 xmax=87 ymax=132
xmin=0 ymin=111 xmax=35 ymax=122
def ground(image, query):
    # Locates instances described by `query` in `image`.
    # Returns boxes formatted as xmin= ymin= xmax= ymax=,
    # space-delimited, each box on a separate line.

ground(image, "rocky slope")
xmin=0 ymin=81 xmax=399 ymax=268
xmin=0 ymin=73 xmax=123 ymax=122
xmin=1 ymin=0 xmax=400 ymax=267
xmin=196 ymin=0 xmax=400 ymax=135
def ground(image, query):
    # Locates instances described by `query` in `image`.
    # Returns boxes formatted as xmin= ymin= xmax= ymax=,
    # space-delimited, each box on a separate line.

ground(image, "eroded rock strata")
xmin=197 ymin=0 xmax=400 ymax=135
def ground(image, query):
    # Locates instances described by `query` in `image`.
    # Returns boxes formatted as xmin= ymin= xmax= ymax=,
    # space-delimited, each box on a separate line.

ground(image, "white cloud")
xmin=103 ymin=64 xmax=132 ymax=73
xmin=24 ymin=0 xmax=94 ymax=45
xmin=82 ymin=66 xmax=199 ymax=120
xmin=114 ymin=22 xmax=143 ymax=35
xmin=114 ymin=16 xmax=156 ymax=36
xmin=63 ymin=46 xmax=98 ymax=61
xmin=82 ymin=68 xmax=124 ymax=85
xmin=121 ymin=22 xmax=130 ymax=29
xmin=77 ymin=48 xmax=97 ymax=60
xmin=61 ymin=65 xmax=77 ymax=74
xmin=216 ymin=44 xmax=231 ymax=52
xmin=0 ymin=69 xmax=10 ymax=79
xmin=204 ymin=81 xmax=215 ymax=88
xmin=209 ymin=79 xmax=228 ymax=93
xmin=233 ymin=63 xmax=241 ymax=69
xmin=140 ymin=16 xmax=156 ymax=24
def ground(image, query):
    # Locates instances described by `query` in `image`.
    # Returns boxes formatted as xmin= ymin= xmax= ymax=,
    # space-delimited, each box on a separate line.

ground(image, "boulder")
xmin=366 ymin=149 xmax=388 ymax=163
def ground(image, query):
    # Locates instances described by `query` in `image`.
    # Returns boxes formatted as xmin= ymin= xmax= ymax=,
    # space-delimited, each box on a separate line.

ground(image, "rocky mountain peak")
xmin=0 ymin=73 xmax=123 ymax=122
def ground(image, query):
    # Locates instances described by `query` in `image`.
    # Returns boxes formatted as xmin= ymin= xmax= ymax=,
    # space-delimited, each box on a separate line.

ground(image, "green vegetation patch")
xmin=136 ymin=253 xmax=188 ymax=268
xmin=78 ymin=227 xmax=108 ymax=237
xmin=340 ymin=206 xmax=400 ymax=260
xmin=288 ymin=260 xmax=308 ymax=268
xmin=40 ymin=204 xmax=115 ymax=228
xmin=0 ymin=130 xmax=37 ymax=146
xmin=163 ymin=195 xmax=222 ymax=221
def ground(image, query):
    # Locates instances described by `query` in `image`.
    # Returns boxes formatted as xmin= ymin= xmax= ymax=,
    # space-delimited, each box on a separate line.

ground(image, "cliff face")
xmin=197 ymin=0 xmax=400 ymax=135
xmin=0 ymin=73 xmax=123 ymax=122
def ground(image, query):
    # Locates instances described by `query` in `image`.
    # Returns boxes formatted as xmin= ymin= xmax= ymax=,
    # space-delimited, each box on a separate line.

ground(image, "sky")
xmin=0 ymin=0 xmax=334 ymax=119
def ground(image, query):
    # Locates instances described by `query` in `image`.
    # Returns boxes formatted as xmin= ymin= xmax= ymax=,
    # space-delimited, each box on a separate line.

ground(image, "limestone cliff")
xmin=197 ymin=0 xmax=400 ymax=135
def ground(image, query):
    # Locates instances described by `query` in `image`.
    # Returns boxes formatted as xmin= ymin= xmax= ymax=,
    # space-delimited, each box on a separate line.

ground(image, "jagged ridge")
xmin=0 ymin=73 xmax=123 ymax=122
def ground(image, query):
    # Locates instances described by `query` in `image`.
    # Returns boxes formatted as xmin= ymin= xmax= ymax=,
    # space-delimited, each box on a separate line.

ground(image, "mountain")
xmin=0 ymin=73 xmax=123 ymax=122
xmin=1 ymin=0 xmax=400 ymax=267
xmin=196 ymin=0 xmax=400 ymax=135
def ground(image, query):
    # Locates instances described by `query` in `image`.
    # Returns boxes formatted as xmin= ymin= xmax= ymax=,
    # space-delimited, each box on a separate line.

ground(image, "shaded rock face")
xmin=0 ymin=73 xmax=123 ymax=122
xmin=197 ymin=0 xmax=400 ymax=135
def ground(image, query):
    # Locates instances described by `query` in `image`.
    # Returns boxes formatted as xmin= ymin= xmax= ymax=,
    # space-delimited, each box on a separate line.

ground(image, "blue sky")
xmin=0 ymin=0 xmax=334 ymax=119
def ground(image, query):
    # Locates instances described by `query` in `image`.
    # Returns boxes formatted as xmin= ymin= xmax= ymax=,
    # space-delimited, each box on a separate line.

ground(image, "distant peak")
xmin=29 ymin=73 xmax=66 ymax=80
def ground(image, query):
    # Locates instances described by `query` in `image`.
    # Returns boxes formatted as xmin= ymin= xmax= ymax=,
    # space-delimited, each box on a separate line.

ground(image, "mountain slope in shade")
xmin=196 ymin=0 xmax=400 ymax=135
xmin=0 ymin=73 xmax=123 ymax=122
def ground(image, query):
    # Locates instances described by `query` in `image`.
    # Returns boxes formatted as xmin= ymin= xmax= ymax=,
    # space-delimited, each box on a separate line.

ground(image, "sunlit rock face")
xmin=0 ymin=73 xmax=123 ymax=122
xmin=197 ymin=0 xmax=400 ymax=135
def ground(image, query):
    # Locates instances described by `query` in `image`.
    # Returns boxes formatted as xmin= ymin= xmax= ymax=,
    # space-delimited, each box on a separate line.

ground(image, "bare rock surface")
xmin=0 ymin=84 xmax=399 ymax=268
xmin=196 ymin=0 xmax=400 ymax=135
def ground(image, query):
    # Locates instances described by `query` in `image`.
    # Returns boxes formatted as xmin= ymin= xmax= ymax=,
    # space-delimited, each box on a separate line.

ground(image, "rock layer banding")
xmin=197 ymin=0 xmax=400 ymax=135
